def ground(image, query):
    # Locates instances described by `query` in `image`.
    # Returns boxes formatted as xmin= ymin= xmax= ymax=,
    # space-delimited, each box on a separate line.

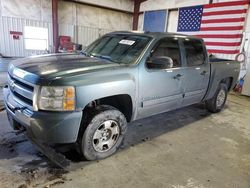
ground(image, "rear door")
xmin=180 ymin=38 xmax=210 ymax=106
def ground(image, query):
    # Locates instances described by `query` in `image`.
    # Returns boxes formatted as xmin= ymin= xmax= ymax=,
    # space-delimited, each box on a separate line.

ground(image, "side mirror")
xmin=147 ymin=56 xmax=173 ymax=69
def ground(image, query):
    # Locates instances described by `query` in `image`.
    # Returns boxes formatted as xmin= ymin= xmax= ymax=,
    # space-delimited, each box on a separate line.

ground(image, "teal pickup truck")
xmin=3 ymin=31 xmax=240 ymax=166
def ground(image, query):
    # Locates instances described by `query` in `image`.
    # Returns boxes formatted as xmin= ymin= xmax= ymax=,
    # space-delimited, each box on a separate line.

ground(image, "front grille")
xmin=8 ymin=74 xmax=34 ymax=109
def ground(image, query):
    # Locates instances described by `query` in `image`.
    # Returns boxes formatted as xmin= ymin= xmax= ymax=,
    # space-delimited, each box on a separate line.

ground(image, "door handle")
xmin=200 ymin=71 xmax=207 ymax=75
xmin=173 ymin=74 xmax=183 ymax=80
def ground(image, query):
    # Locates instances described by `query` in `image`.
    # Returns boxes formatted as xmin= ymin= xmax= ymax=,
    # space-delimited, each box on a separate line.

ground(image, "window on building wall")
xmin=24 ymin=26 xmax=48 ymax=50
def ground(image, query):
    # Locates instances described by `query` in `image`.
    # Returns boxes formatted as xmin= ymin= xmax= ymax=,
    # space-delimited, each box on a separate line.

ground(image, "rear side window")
xmin=183 ymin=39 xmax=205 ymax=66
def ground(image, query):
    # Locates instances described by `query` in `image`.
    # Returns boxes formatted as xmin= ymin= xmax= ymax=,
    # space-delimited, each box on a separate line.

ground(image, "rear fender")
xmin=204 ymin=62 xmax=239 ymax=100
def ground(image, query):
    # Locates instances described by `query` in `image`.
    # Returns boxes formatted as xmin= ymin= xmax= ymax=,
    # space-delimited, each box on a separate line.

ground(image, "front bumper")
xmin=3 ymin=86 xmax=82 ymax=144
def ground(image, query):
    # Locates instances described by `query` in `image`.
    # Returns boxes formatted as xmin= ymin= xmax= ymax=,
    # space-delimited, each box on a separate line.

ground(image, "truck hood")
xmin=9 ymin=53 xmax=121 ymax=80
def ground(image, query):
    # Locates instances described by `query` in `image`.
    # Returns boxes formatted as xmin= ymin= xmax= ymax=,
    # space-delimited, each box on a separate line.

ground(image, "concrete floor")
xmin=0 ymin=93 xmax=249 ymax=188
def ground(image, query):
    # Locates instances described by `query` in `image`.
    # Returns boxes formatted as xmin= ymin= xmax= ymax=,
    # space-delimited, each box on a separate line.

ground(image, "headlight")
xmin=38 ymin=86 xmax=75 ymax=111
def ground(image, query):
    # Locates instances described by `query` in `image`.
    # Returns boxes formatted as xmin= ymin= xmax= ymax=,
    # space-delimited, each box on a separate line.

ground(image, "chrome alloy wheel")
xmin=216 ymin=89 xmax=226 ymax=107
xmin=92 ymin=120 xmax=120 ymax=152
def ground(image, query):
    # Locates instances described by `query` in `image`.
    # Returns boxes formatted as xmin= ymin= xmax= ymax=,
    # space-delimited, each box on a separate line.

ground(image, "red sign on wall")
xmin=10 ymin=31 xmax=23 ymax=40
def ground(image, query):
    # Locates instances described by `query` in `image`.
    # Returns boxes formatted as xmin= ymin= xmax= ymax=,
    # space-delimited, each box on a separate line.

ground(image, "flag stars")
xmin=177 ymin=5 xmax=203 ymax=32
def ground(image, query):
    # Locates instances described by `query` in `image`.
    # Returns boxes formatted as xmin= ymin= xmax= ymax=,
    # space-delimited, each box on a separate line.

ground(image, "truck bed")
xmin=204 ymin=58 xmax=240 ymax=101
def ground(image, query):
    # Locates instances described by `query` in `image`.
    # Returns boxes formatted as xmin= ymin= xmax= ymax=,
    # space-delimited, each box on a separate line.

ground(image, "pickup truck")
xmin=3 ymin=31 xmax=240 ymax=163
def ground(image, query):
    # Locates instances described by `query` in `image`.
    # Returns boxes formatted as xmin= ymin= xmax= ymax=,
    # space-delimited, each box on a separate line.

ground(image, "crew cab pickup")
xmin=3 ymin=31 xmax=240 ymax=162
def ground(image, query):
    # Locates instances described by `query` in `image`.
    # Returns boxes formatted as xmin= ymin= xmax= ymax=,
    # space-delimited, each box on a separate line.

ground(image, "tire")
xmin=80 ymin=105 xmax=127 ymax=160
xmin=205 ymin=83 xmax=228 ymax=113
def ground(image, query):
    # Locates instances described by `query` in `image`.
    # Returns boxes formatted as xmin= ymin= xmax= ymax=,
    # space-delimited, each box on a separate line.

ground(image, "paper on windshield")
xmin=119 ymin=39 xmax=135 ymax=45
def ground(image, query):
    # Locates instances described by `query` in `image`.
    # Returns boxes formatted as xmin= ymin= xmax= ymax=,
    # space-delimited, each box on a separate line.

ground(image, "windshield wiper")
xmin=80 ymin=51 xmax=89 ymax=56
xmin=90 ymin=53 xmax=115 ymax=63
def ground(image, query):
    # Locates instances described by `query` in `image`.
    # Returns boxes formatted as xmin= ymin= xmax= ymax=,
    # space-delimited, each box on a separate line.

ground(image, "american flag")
xmin=177 ymin=0 xmax=249 ymax=59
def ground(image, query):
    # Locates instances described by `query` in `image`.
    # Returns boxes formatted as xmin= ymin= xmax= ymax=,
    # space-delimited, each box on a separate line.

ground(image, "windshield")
xmin=83 ymin=34 xmax=151 ymax=64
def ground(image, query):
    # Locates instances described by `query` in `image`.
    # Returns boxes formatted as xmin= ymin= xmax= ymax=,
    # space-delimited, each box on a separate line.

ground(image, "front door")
xmin=137 ymin=37 xmax=185 ymax=119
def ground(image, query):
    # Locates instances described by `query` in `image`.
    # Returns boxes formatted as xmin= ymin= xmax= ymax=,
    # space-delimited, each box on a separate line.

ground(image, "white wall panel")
xmin=77 ymin=26 xmax=113 ymax=48
xmin=58 ymin=1 xmax=133 ymax=30
xmin=245 ymin=12 xmax=250 ymax=66
xmin=140 ymin=0 xmax=210 ymax=12
xmin=242 ymin=32 xmax=250 ymax=95
xmin=245 ymin=7 xmax=250 ymax=32
xmin=77 ymin=4 xmax=100 ymax=28
xmin=138 ymin=14 xmax=144 ymax=31
xmin=41 ymin=0 xmax=52 ymax=22
xmin=0 ymin=0 xmax=2 ymax=17
xmin=76 ymin=0 xmax=134 ymax=12
xmin=1 ymin=0 xmax=41 ymax=20
xmin=1 ymin=0 xmax=51 ymax=22
xmin=58 ymin=1 xmax=77 ymax=25
xmin=167 ymin=10 xmax=178 ymax=32
xmin=78 ymin=26 xmax=98 ymax=48
xmin=99 ymin=9 xmax=123 ymax=30
xmin=119 ymin=13 xmax=133 ymax=30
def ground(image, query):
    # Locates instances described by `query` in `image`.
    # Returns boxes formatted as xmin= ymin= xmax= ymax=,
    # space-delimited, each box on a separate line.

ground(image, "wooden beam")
xmin=133 ymin=0 xmax=141 ymax=30
xmin=52 ymin=0 xmax=59 ymax=53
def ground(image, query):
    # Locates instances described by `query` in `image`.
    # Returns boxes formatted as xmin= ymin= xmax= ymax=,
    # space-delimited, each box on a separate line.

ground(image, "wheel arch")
xmin=204 ymin=76 xmax=234 ymax=101
xmin=81 ymin=94 xmax=133 ymax=123
xmin=220 ymin=77 xmax=233 ymax=91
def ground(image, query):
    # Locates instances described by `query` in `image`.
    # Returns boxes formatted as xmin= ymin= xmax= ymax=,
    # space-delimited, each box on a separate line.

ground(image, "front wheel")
xmin=79 ymin=105 xmax=127 ymax=160
xmin=205 ymin=83 xmax=228 ymax=113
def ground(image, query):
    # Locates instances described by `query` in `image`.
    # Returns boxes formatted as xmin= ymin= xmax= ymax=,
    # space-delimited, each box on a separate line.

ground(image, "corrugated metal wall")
xmin=0 ymin=16 xmax=53 ymax=57
xmin=59 ymin=24 xmax=112 ymax=48
xmin=0 ymin=16 xmax=114 ymax=57
xmin=77 ymin=26 xmax=112 ymax=48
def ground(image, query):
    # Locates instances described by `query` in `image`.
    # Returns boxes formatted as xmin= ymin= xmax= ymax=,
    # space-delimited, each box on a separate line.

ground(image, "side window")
xmin=150 ymin=38 xmax=181 ymax=68
xmin=183 ymin=39 xmax=205 ymax=66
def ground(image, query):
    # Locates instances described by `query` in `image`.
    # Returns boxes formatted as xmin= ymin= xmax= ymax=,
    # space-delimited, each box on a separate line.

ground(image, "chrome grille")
xmin=7 ymin=74 xmax=34 ymax=109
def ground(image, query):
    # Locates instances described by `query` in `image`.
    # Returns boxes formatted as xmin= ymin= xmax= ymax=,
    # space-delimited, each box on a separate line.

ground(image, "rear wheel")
xmin=205 ymin=83 xmax=228 ymax=113
xmin=79 ymin=105 xmax=127 ymax=160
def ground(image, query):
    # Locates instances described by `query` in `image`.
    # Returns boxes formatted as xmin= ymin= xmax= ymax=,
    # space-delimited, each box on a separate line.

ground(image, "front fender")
xmin=75 ymin=73 xmax=136 ymax=110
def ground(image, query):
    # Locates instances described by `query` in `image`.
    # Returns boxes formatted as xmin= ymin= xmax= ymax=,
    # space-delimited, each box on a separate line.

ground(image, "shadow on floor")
xmin=124 ymin=103 xmax=211 ymax=148
xmin=61 ymin=102 xmax=212 ymax=169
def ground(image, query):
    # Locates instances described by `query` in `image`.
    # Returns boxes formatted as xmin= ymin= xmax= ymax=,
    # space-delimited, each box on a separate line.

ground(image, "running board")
xmin=26 ymin=130 xmax=71 ymax=170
